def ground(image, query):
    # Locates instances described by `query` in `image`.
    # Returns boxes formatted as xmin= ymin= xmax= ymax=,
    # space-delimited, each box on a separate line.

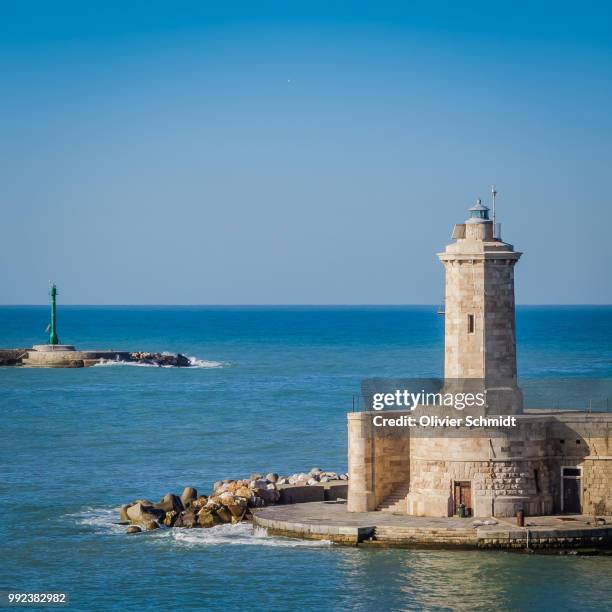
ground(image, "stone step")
xmin=376 ymin=484 xmax=411 ymax=512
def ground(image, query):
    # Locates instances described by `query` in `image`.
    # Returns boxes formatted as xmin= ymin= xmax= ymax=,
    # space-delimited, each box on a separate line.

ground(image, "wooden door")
xmin=562 ymin=467 xmax=582 ymax=514
xmin=453 ymin=481 xmax=472 ymax=516
xmin=563 ymin=477 xmax=581 ymax=513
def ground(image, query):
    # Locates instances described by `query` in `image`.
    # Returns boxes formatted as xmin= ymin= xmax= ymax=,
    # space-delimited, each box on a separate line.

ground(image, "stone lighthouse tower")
xmin=438 ymin=198 xmax=523 ymax=414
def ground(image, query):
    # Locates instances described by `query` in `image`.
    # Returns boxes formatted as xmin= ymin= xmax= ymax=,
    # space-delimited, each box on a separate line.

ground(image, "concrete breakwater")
xmin=120 ymin=468 xmax=349 ymax=534
xmin=0 ymin=346 xmax=192 ymax=368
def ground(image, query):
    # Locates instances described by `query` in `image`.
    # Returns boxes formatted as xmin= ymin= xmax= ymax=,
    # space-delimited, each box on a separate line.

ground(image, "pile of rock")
xmin=120 ymin=468 xmax=348 ymax=534
xmin=128 ymin=352 xmax=191 ymax=367
xmin=278 ymin=467 xmax=349 ymax=486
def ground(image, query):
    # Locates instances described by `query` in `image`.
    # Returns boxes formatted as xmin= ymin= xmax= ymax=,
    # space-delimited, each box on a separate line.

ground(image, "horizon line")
xmin=1 ymin=303 xmax=611 ymax=308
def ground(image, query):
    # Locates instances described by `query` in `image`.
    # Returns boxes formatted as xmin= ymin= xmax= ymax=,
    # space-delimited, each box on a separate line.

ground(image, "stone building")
xmin=348 ymin=200 xmax=611 ymax=518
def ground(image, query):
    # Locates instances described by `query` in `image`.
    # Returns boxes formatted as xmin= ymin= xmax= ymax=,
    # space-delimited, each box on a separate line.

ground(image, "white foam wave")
xmin=168 ymin=522 xmax=332 ymax=548
xmin=69 ymin=507 xmax=126 ymax=535
xmin=185 ymin=356 xmax=225 ymax=369
xmin=92 ymin=356 xmax=225 ymax=369
xmin=92 ymin=360 xmax=170 ymax=368
xmin=69 ymin=508 xmax=331 ymax=548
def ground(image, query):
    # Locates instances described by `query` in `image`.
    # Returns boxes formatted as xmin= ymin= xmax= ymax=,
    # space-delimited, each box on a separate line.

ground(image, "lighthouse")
xmin=437 ymin=197 xmax=523 ymax=414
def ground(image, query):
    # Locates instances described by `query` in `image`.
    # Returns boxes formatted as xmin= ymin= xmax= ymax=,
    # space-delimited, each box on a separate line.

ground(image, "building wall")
xmin=347 ymin=412 xmax=410 ymax=512
xmin=347 ymin=411 xmax=612 ymax=517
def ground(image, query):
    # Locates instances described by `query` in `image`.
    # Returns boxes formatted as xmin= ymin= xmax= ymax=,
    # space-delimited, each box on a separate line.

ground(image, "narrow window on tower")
xmin=467 ymin=314 xmax=475 ymax=334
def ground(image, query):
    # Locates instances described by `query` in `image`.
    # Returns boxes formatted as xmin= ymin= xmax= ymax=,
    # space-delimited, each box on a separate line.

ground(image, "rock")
xmin=265 ymin=473 xmax=279 ymax=483
xmin=227 ymin=498 xmax=247 ymax=519
xmin=212 ymin=481 xmax=223 ymax=493
xmin=163 ymin=511 xmax=178 ymax=526
xmin=277 ymin=477 xmax=289 ymax=485
xmin=191 ymin=496 xmax=208 ymax=510
xmin=129 ymin=352 xmax=191 ymax=367
xmin=174 ymin=510 xmax=198 ymax=528
xmin=127 ymin=525 xmax=142 ymax=534
xmin=339 ymin=473 xmax=349 ymax=481
xmin=250 ymin=473 xmax=262 ymax=481
xmin=176 ymin=353 xmax=191 ymax=367
xmin=143 ymin=519 xmax=159 ymax=531
xmin=319 ymin=476 xmax=330 ymax=483
xmin=155 ymin=493 xmax=183 ymax=514
xmin=205 ymin=498 xmax=221 ymax=512
xmin=309 ymin=467 xmax=322 ymax=476
xmin=197 ymin=509 xmax=215 ymax=528
xmin=216 ymin=507 xmax=232 ymax=523
xmin=119 ymin=504 xmax=132 ymax=523
xmin=256 ymin=488 xmax=280 ymax=504
xmin=218 ymin=492 xmax=236 ymax=506
xmin=307 ymin=478 xmax=318 ymax=486
xmin=250 ymin=479 xmax=268 ymax=489
xmin=266 ymin=483 xmax=277 ymax=490
xmin=234 ymin=486 xmax=252 ymax=499
xmin=126 ymin=502 xmax=164 ymax=523
xmin=180 ymin=487 xmax=198 ymax=508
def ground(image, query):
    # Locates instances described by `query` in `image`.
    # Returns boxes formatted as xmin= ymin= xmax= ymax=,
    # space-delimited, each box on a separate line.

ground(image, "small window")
xmin=534 ymin=468 xmax=541 ymax=493
xmin=467 ymin=314 xmax=475 ymax=334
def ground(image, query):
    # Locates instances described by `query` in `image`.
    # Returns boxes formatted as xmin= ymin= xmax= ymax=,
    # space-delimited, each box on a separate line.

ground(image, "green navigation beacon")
xmin=48 ymin=282 xmax=60 ymax=345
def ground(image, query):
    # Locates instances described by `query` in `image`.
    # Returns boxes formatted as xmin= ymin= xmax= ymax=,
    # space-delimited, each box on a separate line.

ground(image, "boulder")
xmin=212 ymin=481 xmax=223 ymax=492
xmin=226 ymin=498 xmax=247 ymax=519
xmin=174 ymin=510 xmax=198 ymax=528
xmin=256 ymin=488 xmax=280 ymax=504
xmin=339 ymin=473 xmax=349 ymax=481
xmin=163 ymin=511 xmax=178 ymax=527
xmin=277 ymin=477 xmax=289 ymax=485
xmin=127 ymin=525 xmax=142 ymax=534
xmin=197 ymin=509 xmax=215 ymax=528
xmin=218 ymin=492 xmax=236 ymax=506
xmin=250 ymin=473 xmax=263 ymax=481
xmin=119 ymin=504 xmax=132 ymax=523
xmin=266 ymin=483 xmax=277 ymax=490
xmin=191 ymin=496 xmax=208 ymax=510
xmin=180 ymin=487 xmax=198 ymax=508
xmin=143 ymin=519 xmax=159 ymax=531
xmin=155 ymin=493 xmax=183 ymax=514
xmin=234 ymin=486 xmax=252 ymax=499
xmin=250 ymin=479 xmax=268 ymax=489
xmin=309 ymin=467 xmax=322 ymax=476
xmin=265 ymin=473 xmax=279 ymax=483
xmin=205 ymin=498 xmax=221 ymax=512
xmin=126 ymin=502 xmax=164 ymax=523
xmin=215 ymin=507 xmax=232 ymax=524
xmin=307 ymin=478 xmax=318 ymax=486
xmin=176 ymin=353 xmax=190 ymax=367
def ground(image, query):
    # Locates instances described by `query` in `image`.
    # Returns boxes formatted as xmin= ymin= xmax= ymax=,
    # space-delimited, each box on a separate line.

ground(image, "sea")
xmin=1 ymin=306 xmax=611 ymax=611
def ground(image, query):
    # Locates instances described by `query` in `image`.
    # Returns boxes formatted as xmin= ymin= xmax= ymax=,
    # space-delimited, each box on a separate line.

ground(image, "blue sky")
xmin=1 ymin=1 xmax=611 ymax=304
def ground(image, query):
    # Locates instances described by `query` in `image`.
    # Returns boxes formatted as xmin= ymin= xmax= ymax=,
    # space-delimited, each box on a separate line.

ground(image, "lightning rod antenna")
xmin=491 ymin=184 xmax=497 ymax=238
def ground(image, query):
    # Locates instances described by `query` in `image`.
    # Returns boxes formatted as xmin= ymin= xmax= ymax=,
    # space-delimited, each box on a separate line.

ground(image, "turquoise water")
xmin=1 ymin=306 xmax=611 ymax=611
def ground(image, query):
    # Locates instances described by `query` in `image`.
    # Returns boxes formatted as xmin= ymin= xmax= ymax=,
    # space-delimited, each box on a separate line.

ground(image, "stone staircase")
xmin=376 ymin=484 xmax=411 ymax=513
